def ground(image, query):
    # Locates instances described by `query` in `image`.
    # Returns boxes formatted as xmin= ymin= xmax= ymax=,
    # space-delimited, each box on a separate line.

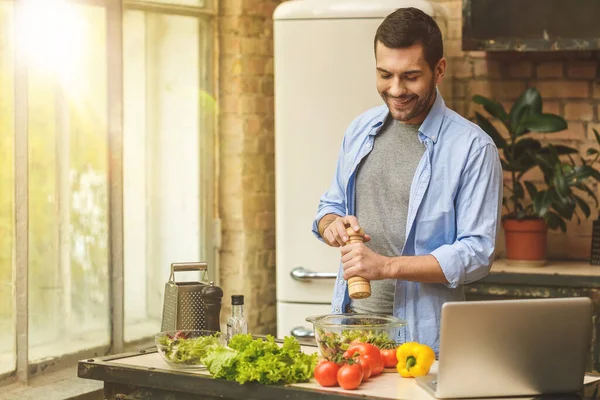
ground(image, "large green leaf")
xmin=545 ymin=211 xmax=567 ymax=232
xmin=551 ymin=192 xmax=576 ymax=220
xmin=573 ymin=194 xmax=591 ymax=219
xmin=567 ymin=165 xmax=593 ymax=183
xmin=575 ymin=182 xmax=599 ymax=207
xmin=509 ymin=88 xmax=542 ymax=131
xmin=504 ymin=139 xmax=541 ymax=172
xmin=535 ymin=153 xmax=555 ymax=173
xmin=474 ymin=112 xmax=507 ymax=148
xmin=553 ymin=164 xmax=570 ymax=199
xmin=524 ymin=181 xmax=538 ymax=199
xmin=513 ymin=138 xmax=542 ymax=159
xmin=472 ymin=95 xmax=509 ymax=122
xmin=593 ymin=128 xmax=600 ymax=147
xmin=533 ymin=190 xmax=552 ymax=217
xmin=518 ymin=113 xmax=567 ymax=135
xmin=538 ymin=145 xmax=579 ymax=156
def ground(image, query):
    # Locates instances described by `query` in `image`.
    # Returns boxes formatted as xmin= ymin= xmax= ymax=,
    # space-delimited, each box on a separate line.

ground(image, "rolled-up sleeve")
xmin=430 ymin=143 xmax=503 ymax=288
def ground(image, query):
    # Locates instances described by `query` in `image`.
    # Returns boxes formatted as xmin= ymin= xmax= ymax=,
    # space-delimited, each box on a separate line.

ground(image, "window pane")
xmin=26 ymin=3 xmax=109 ymax=362
xmin=0 ymin=0 xmax=15 ymax=376
xmin=123 ymin=10 xmax=208 ymax=341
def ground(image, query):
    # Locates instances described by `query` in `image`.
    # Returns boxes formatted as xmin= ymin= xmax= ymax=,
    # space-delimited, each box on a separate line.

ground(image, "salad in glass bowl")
xmin=155 ymin=329 xmax=226 ymax=369
xmin=306 ymin=314 xmax=407 ymax=361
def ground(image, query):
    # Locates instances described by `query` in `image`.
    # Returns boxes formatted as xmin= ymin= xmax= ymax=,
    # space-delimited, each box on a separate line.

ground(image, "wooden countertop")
xmin=78 ymin=345 xmax=600 ymax=400
xmin=109 ymin=348 xmax=438 ymax=400
xmin=78 ymin=345 xmax=438 ymax=400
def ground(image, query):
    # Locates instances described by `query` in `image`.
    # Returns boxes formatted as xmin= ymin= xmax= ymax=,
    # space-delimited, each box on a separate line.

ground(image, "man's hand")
xmin=341 ymin=242 xmax=389 ymax=281
xmin=318 ymin=214 xmax=371 ymax=247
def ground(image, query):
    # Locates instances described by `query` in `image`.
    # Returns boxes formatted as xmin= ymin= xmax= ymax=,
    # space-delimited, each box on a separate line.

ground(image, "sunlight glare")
xmin=21 ymin=0 xmax=86 ymax=81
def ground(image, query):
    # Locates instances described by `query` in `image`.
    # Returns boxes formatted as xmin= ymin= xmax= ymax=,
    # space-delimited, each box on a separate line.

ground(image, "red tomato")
xmin=314 ymin=361 xmax=340 ymax=387
xmin=316 ymin=358 xmax=328 ymax=367
xmin=380 ymin=348 xmax=398 ymax=368
xmin=361 ymin=353 xmax=384 ymax=376
xmin=357 ymin=356 xmax=372 ymax=380
xmin=337 ymin=363 xmax=363 ymax=390
xmin=344 ymin=343 xmax=381 ymax=359
xmin=344 ymin=343 xmax=384 ymax=376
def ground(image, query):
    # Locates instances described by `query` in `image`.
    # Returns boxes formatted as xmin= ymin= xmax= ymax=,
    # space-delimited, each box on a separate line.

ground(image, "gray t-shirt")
xmin=350 ymin=117 xmax=425 ymax=315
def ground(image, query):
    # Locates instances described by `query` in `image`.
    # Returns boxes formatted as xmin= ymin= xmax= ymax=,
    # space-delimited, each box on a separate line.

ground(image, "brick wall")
xmin=435 ymin=0 xmax=600 ymax=260
xmin=216 ymin=0 xmax=599 ymax=336
xmin=218 ymin=0 xmax=283 ymax=334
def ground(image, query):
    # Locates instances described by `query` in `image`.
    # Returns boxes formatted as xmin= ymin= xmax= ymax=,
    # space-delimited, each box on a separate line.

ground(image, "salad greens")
xmin=157 ymin=332 xmax=317 ymax=385
xmin=316 ymin=328 xmax=398 ymax=360
xmin=203 ymin=334 xmax=318 ymax=385
xmin=157 ymin=331 xmax=222 ymax=365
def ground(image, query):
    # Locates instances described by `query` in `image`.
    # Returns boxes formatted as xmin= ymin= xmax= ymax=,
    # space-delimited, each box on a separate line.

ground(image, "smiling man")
xmin=312 ymin=7 xmax=503 ymax=354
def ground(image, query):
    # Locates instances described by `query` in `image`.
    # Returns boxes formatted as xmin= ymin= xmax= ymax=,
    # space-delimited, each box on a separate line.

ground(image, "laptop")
xmin=416 ymin=297 xmax=592 ymax=399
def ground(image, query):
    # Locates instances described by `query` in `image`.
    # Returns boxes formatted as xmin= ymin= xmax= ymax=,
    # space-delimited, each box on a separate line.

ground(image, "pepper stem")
xmin=406 ymin=355 xmax=417 ymax=371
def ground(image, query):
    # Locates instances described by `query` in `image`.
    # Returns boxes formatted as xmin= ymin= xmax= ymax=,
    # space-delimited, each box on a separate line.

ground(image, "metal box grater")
xmin=160 ymin=262 xmax=223 ymax=332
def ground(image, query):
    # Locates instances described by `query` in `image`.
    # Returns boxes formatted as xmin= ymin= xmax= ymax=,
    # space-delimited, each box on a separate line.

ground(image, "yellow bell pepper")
xmin=396 ymin=342 xmax=435 ymax=378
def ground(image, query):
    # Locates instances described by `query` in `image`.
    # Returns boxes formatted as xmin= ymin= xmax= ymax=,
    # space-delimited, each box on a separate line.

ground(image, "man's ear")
xmin=435 ymin=58 xmax=447 ymax=85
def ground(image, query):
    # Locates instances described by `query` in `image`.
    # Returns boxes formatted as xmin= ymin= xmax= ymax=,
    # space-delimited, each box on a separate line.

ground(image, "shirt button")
xmin=432 ymin=136 xmax=437 ymax=141
xmin=366 ymin=142 xmax=372 ymax=149
xmin=339 ymin=279 xmax=345 ymax=285
xmin=334 ymin=307 xmax=340 ymax=313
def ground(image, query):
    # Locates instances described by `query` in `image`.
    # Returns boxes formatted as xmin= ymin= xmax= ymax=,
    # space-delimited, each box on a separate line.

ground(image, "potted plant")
xmin=473 ymin=88 xmax=600 ymax=265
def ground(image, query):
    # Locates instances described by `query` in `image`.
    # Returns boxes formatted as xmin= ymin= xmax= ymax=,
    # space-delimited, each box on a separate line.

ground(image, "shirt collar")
xmin=419 ymin=88 xmax=445 ymax=144
xmin=369 ymin=87 xmax=446 ymax=144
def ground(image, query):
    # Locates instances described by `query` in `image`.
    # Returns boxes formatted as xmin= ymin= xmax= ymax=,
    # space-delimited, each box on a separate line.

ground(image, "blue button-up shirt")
xmin=311 ymin=90 xmax=503 ymax=354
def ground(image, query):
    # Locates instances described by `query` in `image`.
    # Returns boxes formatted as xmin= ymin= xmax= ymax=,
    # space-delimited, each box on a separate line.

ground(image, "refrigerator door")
xmin=274 ymin=16 xmax=385 ymax=304
xmin=277 ymin=302 xmax=331 ymax=340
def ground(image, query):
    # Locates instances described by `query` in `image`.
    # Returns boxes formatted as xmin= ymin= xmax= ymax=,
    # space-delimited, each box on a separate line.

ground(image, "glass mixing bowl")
xmin=155 ymin=329 xmax=226 ymax=369
xmin=306 ymin=313 xmax=407 ymax=361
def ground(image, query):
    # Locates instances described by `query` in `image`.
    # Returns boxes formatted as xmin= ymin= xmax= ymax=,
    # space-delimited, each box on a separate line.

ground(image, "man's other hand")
xmin=319 ymin=214 xmax=371 ymax=247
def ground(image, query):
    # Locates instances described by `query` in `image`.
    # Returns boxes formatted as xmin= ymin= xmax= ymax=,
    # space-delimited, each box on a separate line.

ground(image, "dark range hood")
xmin=462 ymin=0 xmax=600 ymax=51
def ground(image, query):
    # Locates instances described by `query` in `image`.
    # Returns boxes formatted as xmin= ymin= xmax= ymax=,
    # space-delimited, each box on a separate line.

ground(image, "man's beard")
xmin=383 ymin=77 xmax=436 ymax=122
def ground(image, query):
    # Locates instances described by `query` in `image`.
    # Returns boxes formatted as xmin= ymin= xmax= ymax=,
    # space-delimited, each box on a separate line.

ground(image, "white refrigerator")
xmin=273 ymin=0 xmax=449 ymax=340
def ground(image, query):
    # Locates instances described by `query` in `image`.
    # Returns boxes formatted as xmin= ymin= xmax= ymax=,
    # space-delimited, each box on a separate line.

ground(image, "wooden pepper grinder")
xmin=346 ymin=225 xmax=371 ymax=299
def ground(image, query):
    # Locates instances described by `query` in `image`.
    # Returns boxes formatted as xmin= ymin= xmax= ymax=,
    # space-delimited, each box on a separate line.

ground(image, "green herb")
xmin=158 ymin=333 xmax=222 ymax=365
xmin=316 ymin=329 xmax=398 ymax=360
xmin=202 ymin=334 xmax=317 ymax=385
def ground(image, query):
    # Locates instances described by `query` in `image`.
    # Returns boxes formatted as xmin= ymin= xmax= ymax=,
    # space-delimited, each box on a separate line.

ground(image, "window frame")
xmin=3 ymin=0 xmax=217 ymax=385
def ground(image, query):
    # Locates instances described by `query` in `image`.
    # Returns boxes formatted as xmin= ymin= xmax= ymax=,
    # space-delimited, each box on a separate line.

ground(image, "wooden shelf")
xmin=491 ymin=259 xmax=600 ymax=277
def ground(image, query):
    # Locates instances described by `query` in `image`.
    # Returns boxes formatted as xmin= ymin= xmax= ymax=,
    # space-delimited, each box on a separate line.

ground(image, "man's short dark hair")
xmin=374 ymin=7 xmax=443 ymax=71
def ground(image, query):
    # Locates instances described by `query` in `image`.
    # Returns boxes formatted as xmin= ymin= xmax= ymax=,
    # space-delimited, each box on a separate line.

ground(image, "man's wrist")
xmin=383 ymin=256 xmax=402 ymax=279
xmin=318 ymin=213 xmax=340 ymax=237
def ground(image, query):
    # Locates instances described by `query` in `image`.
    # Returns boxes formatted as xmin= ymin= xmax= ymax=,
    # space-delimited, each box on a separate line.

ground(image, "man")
xmin=311 ymin=7 xmax=502 ymax=354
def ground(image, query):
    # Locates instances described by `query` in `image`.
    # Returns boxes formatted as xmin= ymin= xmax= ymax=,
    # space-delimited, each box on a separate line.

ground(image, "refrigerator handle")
xmin=291 ymin=326 xmax=315 ymax=338
xmin=290 ymin=266 xmax=337 ymax=281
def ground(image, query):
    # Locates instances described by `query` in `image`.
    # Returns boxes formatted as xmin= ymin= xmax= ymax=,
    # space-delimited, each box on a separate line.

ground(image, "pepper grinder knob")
xmin=345 ymin=225 xmax=371 ymax=299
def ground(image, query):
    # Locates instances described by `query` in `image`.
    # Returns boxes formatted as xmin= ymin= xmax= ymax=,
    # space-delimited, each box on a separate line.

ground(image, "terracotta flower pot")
xmin=502 ymin=218 xmax=548 ymax=266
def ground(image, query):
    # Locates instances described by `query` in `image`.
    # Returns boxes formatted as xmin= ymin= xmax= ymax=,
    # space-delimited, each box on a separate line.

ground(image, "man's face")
xmin=375 ymin=41 xmax=445 ymax=124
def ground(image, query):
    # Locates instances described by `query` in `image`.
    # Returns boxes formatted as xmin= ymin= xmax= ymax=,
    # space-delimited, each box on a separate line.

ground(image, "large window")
xmin=123 ymin=7 xmax=214 ymax=342
xmin=0 ymin=0 xmax=15 ymax=376
xmin=0 ymin=0 xmax=215 ymax=381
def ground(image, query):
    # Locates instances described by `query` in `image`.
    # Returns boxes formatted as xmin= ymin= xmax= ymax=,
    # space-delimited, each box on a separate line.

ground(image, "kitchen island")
xmin=78 ymin=343 xmax=600 ymax=400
